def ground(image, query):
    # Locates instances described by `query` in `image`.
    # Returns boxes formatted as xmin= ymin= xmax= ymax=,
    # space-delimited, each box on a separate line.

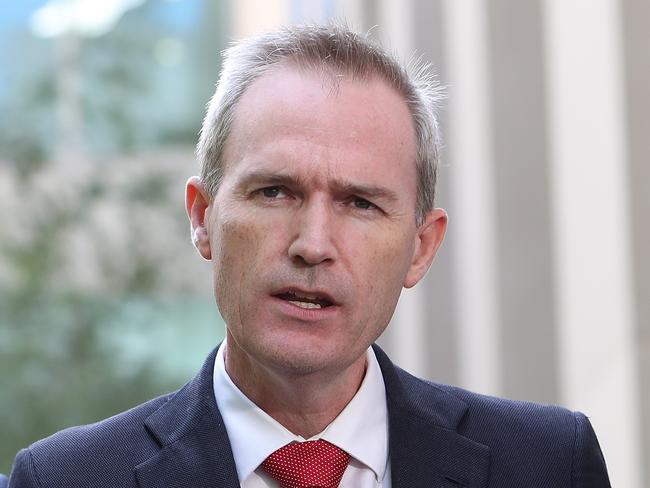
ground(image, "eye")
xmin=260 ymin=186 xmax=285 ymax=198
xmin=353 ymin=197 xmax=377 ymax=210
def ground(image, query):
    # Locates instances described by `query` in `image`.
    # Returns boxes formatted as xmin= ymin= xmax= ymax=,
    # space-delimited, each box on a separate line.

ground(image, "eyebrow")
xmin=237 ymin=169 xmax=400 ymax=204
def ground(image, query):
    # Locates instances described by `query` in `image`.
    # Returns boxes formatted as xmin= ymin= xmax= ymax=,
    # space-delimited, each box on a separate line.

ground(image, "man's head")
xmin=196 ymin=23 xmax=444 ymax=226
xmin=186 ymin=23 xmax=447 ymax=380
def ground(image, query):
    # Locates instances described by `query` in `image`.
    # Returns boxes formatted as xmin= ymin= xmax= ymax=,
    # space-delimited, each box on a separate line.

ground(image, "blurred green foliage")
xmin=0 ymin=159 xmax=223 ymax=473
xmin=0 ymin=293 xmax=173 ymax=473
xmin=0 ymin=0 xmax=228 ymax=475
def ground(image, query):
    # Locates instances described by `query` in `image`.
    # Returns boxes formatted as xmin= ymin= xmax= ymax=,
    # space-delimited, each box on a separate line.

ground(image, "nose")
xmin=288 ymin=197 xmax=338 ymax=266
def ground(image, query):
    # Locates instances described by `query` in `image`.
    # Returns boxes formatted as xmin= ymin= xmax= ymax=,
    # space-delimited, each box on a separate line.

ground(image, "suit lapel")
xmin=133 ymin=344 xmax=490 ymax=487
xmin=373 ymin=345 xmax=491 ymax=488
xmin=135 ymin=347 xmax=240 ymax=488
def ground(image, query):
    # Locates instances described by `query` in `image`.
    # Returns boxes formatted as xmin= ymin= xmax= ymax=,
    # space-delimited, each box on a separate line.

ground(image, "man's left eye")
xmin=353 ymin=197 xmax=376 ymax=210
xmin=261 ymin=187 xmax=283 ymax=198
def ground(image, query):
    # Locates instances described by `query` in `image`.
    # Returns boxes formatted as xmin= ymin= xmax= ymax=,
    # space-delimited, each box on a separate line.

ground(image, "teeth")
xmin=289 ymin=292 xmax=318 ymax=301
xmin=289 ymin=300 xmax=322 ymax=309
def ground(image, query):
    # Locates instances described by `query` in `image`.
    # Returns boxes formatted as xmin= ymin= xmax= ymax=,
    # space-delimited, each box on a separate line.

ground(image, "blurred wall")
xmin=228 ymin=0 xmax=648 ymax=486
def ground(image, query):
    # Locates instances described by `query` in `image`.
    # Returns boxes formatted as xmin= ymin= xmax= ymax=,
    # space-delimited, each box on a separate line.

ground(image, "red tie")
xmin=261 ymin=439 xmax=351 ymax=488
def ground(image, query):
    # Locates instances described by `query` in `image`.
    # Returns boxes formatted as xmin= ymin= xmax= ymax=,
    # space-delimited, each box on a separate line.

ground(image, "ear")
xmin=185 ymin=176 xmax=212 ymax=260
xmin=404 ymin=208 xmax=448 ymax=288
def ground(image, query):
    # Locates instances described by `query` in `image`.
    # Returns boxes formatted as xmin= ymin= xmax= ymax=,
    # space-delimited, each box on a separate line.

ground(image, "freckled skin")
xmin=186 ymin=65 xmax=447 ymax=435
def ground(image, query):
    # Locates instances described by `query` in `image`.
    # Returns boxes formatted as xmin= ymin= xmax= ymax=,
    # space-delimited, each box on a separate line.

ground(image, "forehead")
xmin=222 ymin=65 xmax=417 ymax=195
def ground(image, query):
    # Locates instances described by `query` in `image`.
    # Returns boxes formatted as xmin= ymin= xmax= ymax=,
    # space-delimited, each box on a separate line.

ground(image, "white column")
xmin=543 ymin=0 xmax=641 ymax=486
xmin=441 ymin=0 xmax=502 ymax=396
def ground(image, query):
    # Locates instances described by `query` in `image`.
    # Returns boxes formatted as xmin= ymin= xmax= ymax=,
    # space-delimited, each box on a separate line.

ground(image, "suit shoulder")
xmin=446 ymin=383 xmax=573 ymax=422
xmin=15 ymin=392 xmax=174 ymax=487
xmin=433 ymin=382 xmax=583 ymax=475
xmin=388 ymin=360 xmax=576 ymax=437
xmin=30 ymin=391 xmax=173 ymax=454
xmin=437 ymin=383 xmax=610 ymax=485
xmin=435 ymin=382 xmax=577 ymax=438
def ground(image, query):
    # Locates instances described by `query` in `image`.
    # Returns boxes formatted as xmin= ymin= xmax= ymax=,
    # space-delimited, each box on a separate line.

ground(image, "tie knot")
xmin=261 ymin=439 xmax=351 ymax=488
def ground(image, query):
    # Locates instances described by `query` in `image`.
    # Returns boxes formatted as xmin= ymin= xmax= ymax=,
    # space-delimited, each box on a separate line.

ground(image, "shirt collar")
xmin=213 ymin=340 xmax=389 ymax=484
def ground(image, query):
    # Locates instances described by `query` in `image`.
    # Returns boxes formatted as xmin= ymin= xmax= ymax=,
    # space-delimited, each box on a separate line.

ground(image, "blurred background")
xmin=0 ymin=0 xmax=647 ymax=486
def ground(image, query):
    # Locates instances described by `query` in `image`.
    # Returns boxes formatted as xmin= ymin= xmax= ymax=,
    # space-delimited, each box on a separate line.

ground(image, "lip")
xmin=269 ymin=294 xmax=341 ymax=322
xmin=268 ymin=286 xmax=341 ymax=322
xmin=271 ymin=286 xmax=340 ymax=307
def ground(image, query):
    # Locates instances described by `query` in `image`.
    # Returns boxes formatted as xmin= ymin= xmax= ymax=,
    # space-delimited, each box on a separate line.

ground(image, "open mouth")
xmin=275 ymin=290 xmax=334 ymax=309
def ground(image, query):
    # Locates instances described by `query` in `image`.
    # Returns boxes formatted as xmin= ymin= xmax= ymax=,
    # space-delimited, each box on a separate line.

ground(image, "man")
xmin=8 ymin=24 xmax=610 ymax=487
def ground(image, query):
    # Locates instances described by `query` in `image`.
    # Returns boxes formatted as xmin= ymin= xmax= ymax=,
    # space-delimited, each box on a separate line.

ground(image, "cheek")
xmin=353 ymin=230 xmax=414 ymax=281
xmin=346 ymin=229 xmax=415 ymax=311
xmin=211 ymin=213 xmax=286 ymax=301
xmin=209 ymin=215 xmax=256 ymax=319
xmin=212 ymin=207 xmax=261 ymax=264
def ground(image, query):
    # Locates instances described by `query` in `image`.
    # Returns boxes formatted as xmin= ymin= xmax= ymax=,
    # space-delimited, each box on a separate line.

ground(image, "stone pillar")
xmin=412 ymin=0 xmax=459 ymax=386
xmin=543 ymin=0 xmax=642 ymax=485
xmin=441 ymin=0 xmax=502 ymax=396
xmin=486 ymin=0 xmax=559 ymax=404
xmin=621 ymin=0 xmax=650 ymax=485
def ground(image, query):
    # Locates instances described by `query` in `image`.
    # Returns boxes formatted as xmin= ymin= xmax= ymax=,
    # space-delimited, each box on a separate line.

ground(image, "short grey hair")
xmin=196 ymin=23 xmax=444 ymax=225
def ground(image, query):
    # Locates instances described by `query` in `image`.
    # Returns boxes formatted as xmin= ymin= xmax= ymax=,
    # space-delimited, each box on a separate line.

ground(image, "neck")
xmin=224 ymin=339 xmax=367 ymax=438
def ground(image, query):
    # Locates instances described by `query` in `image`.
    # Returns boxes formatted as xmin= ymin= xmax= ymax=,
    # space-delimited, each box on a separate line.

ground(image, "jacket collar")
xmin=136 ymin=344 xmax=490 ymax=488
xmin=135 ymin=347 xmax=240 ymax=488
xmin=373 ymin=344 xmax=491 ymax=488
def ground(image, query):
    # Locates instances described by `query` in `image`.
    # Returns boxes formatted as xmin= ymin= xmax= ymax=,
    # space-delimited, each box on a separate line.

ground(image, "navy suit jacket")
xmin=8 ymin=345 xmax=610 ymax=487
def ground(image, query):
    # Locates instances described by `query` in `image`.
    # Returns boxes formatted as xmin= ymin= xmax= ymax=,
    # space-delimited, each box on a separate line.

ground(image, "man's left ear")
xmin=404 ymin=208 xmax=448 ymax=288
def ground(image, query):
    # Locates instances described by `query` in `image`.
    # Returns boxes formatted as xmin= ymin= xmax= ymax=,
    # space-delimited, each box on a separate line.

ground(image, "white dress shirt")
xmin=213 ymin=341 xmax=392 ymax=487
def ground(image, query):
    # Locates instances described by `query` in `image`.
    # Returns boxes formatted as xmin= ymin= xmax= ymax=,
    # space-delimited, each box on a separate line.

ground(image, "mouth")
xmin=273 ymin=289 xmax=336 ymax=309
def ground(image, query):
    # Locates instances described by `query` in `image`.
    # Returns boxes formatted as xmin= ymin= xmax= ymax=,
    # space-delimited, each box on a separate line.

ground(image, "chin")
xmin=259 ymin=342 xmax=344 ymax=377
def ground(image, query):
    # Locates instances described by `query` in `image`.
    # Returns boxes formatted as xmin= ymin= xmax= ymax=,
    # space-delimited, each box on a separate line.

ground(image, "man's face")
xmin=189 ymin=66 xmax=446 ymax=377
